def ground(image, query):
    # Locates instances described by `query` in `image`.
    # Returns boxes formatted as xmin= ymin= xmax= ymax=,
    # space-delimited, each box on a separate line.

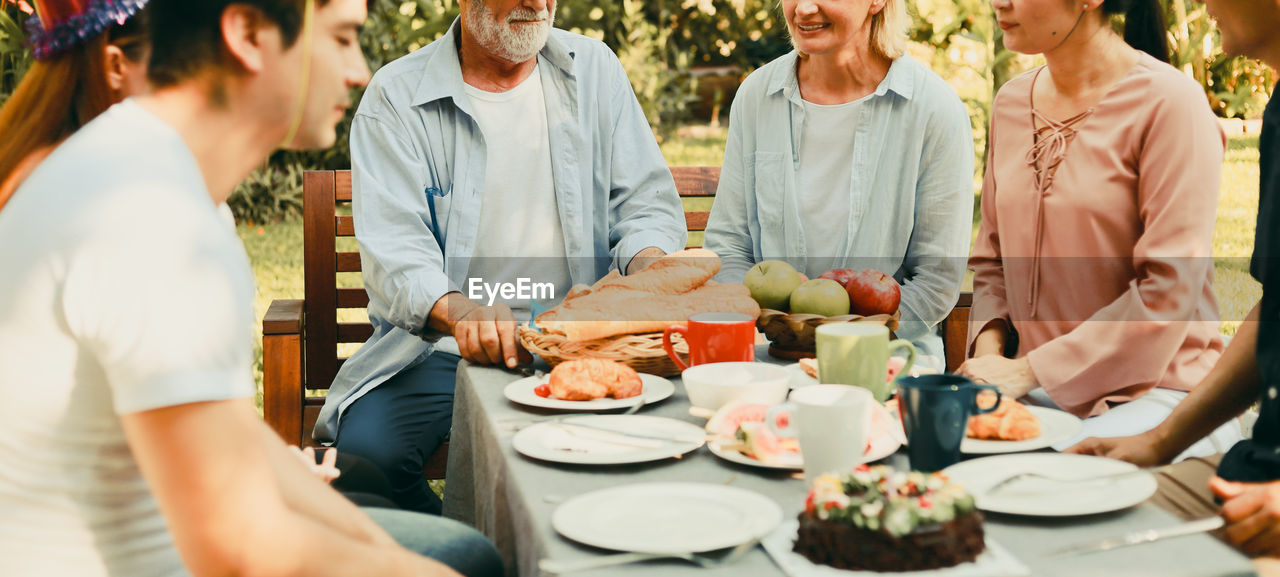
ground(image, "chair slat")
xmin=337 ymin=322 xmax=374 ymax=343
xmin=302 ymin=171 xmax=339 ymax=391
xmin=336 ymin=171 xmax=352 ymax=202
xmin=335 ymin=216 xmax=354 ymax=237
xmin=336 ymin=287 xmax=369 ymax=309
xmin=335 ymin=252 xmax=362 ymax=272
xmin=672 ymin=166 xmax=719 ymax=197
xmin=685 ymin=211 xmax=709 ymax=232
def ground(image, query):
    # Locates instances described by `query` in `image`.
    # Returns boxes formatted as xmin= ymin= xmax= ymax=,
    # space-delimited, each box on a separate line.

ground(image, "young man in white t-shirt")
xmin=0 ymin=1 xmax=499 ymax=576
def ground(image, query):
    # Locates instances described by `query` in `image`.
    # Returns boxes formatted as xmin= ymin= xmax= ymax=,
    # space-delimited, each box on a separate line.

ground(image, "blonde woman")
xmin=703 ymin=0 xmax=975 ymax=369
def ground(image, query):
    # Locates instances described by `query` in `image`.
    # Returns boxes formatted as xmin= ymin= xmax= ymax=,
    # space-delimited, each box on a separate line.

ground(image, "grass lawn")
xmin=239 ymin=129 xmax=1263 ymax=407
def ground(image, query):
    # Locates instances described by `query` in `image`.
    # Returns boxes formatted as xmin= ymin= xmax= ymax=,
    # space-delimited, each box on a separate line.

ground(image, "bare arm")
xmin=122 ymin=399 xmax=460 ymax=577
xmin=971 ymin=320 xmax=1009 ymax=359
xmin=1146 ymin=303 xmax=1261 ymax=460
xmin=1068 ymin=303 xmax=1261 ymax=464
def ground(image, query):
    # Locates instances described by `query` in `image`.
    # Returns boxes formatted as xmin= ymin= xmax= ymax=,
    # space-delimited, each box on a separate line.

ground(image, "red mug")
xmin=662 ymin=312 xmax=756 ymax=370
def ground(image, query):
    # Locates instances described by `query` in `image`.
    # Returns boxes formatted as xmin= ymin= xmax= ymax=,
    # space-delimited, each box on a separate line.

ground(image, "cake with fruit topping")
xmin=794 ymin=465 xmax=985 ymax=572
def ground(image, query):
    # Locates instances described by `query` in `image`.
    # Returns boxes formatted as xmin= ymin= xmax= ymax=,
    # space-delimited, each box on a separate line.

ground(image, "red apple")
xmin=817 ymin=268 xmax=857 ymax=288
xmin=845 ymin=269 xmax=901 ymax=316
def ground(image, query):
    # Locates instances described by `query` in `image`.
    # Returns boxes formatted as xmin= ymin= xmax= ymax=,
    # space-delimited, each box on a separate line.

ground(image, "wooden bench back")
xmin=300 ymin=167 xmax=723 ymax=395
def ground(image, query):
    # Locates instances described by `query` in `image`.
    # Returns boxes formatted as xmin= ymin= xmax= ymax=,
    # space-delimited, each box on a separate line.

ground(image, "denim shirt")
xmin=315 ymin=22 xmax=687 ymax=441
xmin=703 ymin=53 xmax=974 ymax=366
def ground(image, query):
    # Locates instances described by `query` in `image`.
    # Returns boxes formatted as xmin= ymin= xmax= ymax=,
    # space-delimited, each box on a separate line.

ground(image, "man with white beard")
xmin=315 ymin=0 xmax=688 ymax=513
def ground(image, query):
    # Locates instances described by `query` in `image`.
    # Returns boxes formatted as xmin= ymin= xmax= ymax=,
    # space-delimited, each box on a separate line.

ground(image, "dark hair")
xmin=147 ymin=0 xmax=375 ymax=88
xmin=0 ymin=8 xmax=150 ymax=212
xmin=1103 ymin=0 xmax=1169 ymax=63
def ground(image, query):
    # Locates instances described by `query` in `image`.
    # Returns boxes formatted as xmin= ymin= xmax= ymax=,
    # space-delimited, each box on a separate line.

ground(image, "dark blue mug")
xmin=897 ymin=374 xmax=1002 ymax=472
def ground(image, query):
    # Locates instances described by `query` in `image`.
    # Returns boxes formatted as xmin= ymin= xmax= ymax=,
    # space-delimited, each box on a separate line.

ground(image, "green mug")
xmin=815 ymin=323 xmax=915 ymax=403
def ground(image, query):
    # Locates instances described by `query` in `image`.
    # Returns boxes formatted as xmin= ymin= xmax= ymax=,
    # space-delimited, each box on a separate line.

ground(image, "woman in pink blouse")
xmin=960 ymin=0 xmax=1242 ymax=455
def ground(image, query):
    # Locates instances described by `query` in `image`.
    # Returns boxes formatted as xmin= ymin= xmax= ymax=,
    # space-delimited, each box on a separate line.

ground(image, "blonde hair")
xmin=784 ymin=0 xmax=908 ymax=61
xmin=870 ymin=0 xmax=908 ymax=60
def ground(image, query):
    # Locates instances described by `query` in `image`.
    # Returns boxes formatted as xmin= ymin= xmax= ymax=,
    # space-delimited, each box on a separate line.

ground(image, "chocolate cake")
xmin=793 ymin=465 xmax=985 ymax=572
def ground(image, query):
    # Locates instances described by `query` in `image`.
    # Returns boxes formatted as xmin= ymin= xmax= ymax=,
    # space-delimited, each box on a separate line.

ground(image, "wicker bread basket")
xmin=757 ymin=308 xmax=901 ymax=360
xmin=517 ymin=325 xmax=689 ymax=377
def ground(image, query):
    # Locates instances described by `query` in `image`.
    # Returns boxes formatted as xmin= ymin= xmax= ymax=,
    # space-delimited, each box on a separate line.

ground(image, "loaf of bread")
xmin=534 ymin=249 xmax=760 ymax=342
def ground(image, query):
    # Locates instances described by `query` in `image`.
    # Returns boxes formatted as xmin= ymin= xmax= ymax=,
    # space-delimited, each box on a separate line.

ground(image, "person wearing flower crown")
xmin=0 ymin=0 xmax=149 ymax=208
xmin=0 ymin=1 xmax=501 ymax=576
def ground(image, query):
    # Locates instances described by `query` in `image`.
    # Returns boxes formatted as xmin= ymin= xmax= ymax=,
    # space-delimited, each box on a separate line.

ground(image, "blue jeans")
xmin=335 ymin=352 xmax=460 ymax=514
xmin=362 ymin=506 xmax=502 ymax=577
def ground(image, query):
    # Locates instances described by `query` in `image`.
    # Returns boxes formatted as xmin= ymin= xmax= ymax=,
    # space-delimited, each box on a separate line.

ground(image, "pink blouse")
xmin=968 ymin=53 xmax=1227 ymax=418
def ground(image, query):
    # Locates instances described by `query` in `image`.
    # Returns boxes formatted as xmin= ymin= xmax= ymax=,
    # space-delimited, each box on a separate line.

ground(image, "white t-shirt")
xmin=797 ymin=98 xmax=862 ymax=277
xmin=437 ymin=67 xmax=573 ymax=355
xmin=0 ymin=99 xmax=256 ymax=577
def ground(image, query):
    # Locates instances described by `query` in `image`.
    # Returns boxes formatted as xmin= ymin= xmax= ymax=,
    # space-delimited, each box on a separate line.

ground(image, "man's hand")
xmin=626 ymin=247 xmax=666 ymax=275
xmin=1214 ymin=477 xmax=1280 ymax=558
xmin=454 ymin=303 xmax=530 ymax=368
xmin=291 ymin=446 xmax=341 ymax=484
xmin=957 ymin=354 xmax=1037 ymax=398
xmin=1064 ymin=431 xmax=1170 ymax=467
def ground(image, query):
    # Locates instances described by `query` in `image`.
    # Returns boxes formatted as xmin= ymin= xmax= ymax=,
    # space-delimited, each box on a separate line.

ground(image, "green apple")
xmin=789 ymin=279 xmax=851 ymax=317
xmin=744 ymin=260 xmax=803 ymax=311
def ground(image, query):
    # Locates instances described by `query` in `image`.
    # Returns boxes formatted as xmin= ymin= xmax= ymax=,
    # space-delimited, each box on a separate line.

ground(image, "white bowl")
xmin=681 ymin=362 xmax=791 ymax=410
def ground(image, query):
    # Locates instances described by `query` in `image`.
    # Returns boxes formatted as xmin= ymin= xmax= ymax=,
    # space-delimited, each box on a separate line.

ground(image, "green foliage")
xmin=1166 ymin=0 xmax=1274 ymax=119
xmin=0 ymin=4 xmax=32 ymax=108
xmin=228 ymin=162 xmax=306 ymax=225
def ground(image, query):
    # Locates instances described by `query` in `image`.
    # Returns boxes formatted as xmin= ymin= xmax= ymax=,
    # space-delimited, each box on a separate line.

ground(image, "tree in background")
xmin=0 ymin=0 xmax=1271 ymax=221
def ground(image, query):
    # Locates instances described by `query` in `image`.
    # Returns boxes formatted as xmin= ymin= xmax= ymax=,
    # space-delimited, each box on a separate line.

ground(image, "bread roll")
xmin=536 ymin=282 xmax=760 ymax=342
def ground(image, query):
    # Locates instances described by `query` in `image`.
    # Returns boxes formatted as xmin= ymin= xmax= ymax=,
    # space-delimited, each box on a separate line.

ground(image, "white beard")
xmin=467 ymin=2 xmax=555 ymax=63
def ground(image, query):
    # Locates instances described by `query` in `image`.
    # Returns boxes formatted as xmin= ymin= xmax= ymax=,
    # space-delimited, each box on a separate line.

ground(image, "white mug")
xmin=768 ymin=385 xmax=873 ymax=482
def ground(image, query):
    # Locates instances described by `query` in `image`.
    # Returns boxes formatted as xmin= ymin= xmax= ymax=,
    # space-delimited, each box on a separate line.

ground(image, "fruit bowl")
xmin=756 ymin=308 xmax=900 ymax=360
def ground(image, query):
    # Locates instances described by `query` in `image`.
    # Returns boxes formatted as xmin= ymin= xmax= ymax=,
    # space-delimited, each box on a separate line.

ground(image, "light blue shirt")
xmin=703 ymin=53 xmax=974 ymax=367
xmin=315 ymin=21 xmax=687 ymax=441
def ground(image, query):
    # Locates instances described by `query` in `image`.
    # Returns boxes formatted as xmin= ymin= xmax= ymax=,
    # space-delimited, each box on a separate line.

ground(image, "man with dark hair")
xmin=0 ymin=1 xmax=500 ymax=575
xmin=1069 ymin=0 xmax=1280 ymax=568
xmin=314 ymin=0 xmax=688 ymax=513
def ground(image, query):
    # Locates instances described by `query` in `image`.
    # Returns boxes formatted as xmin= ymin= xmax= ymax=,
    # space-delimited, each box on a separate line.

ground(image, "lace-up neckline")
xmin=1024 ymin=67 xmax=1095 ymax=318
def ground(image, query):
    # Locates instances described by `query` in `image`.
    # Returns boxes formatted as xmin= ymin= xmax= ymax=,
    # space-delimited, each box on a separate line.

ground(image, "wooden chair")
xmin=260 ymin=166 xmax=973 ymax=479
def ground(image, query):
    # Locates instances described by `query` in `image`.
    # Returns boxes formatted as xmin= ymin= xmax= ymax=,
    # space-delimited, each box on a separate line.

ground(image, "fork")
xmin=538 ymin=537 xmax=760 ymax=574
xmin=985 ymin=468 xmax=1153 ymax=495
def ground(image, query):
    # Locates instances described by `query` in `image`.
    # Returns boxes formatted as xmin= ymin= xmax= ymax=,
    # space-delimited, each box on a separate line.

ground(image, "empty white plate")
xmin=552 ymin=483 xmax=783 ymax=554
xmin=512 ymin=415 xmax=705 ymax=465
xmin=944 ymin=453 xmax=1157 ymax=517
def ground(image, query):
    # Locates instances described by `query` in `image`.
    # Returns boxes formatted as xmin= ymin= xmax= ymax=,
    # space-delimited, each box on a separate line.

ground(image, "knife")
xmin=1042 ymin=516 xmax=1225 ymax=557
xmin=551 ymin=422 xmax=706 ymax=446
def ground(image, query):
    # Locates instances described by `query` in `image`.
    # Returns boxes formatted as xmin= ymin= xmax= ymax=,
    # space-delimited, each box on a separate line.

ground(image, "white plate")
xmin=943 ymin=453 xmax=1157 ymax=517
xmin=512 ymin=415 xmax=705 ymax=465
xmin=960 ymin=406 xmax=1084 ymax=454
xmin=707 ymin=430 xmax=901 ymax=471
xmin=552 ymin=483 xmax=784 ymax=554
xmin=761 ymin=520 xmax=1030 ymax=577
xmin=503 ymin=373 xmax=674 ymax=411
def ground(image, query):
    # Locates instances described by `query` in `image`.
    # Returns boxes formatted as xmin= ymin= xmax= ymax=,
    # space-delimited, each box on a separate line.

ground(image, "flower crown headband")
xmin=25 ymin=0 xmax=148 ymax=61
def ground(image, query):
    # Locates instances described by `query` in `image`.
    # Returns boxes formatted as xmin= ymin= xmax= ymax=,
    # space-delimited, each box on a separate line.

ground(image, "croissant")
xmin=548 ymin=359 xmax=642 ymax=400
xmin=966 ymin=399 xmax=1041 ymax=441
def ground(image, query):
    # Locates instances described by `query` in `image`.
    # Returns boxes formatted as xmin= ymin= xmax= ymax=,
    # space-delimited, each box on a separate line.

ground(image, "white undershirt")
xmin=797 ymin=98 xmax=861 ymax=277
xmin=438 ymin=67 xmax=573 ymax=355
